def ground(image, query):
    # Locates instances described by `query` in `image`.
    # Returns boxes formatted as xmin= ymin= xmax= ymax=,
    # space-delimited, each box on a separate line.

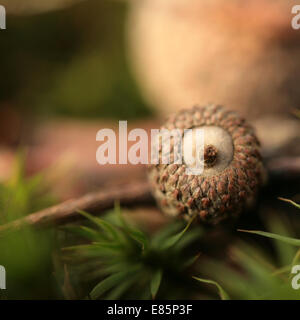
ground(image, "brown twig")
xmin=0 ymin=155 xmax=299 ymax=234
xmin=0 ymin=181 xmax=153 ymax=234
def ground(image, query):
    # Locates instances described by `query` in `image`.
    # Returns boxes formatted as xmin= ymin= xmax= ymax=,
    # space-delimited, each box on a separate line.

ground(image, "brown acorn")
xmin=148 ymin=105 xmax=265 ymax=225
xmin=128 ymin=0 xmax=298 ymax=120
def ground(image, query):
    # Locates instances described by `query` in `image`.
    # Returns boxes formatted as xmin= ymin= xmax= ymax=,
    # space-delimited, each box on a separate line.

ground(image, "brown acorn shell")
xmin=147 ymin=105 xmax=265 ymax=225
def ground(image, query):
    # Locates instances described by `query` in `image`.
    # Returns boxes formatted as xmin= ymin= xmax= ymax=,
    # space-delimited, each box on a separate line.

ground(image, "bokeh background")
xmin=0 ymin=0 xmax=155 ymax=200
xmin=0 ymin=0 xmax=150 ymax=120
xmin=0 ymin=0 xmax=156 ymax=299
xmin=0 ymin=0 xmax=299 ymax=300
xmin=0 ymin=0 xmax=299 ymax=195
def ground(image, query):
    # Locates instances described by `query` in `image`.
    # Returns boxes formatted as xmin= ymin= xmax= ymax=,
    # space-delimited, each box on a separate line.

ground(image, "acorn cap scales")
xmin=148 ymin=105 xmax=265 ymax=225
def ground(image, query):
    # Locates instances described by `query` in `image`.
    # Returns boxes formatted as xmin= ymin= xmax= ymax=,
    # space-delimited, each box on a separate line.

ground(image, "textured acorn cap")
xmin=148 ymin=105 xmax=265 ymax=225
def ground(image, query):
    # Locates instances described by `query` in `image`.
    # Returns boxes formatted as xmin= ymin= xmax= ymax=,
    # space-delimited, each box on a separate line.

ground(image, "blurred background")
xmin=0 ymin=0 xmax=154 ymax=200
xmin=0 ymin=0 xmax=299 ymax=300
xmin=0 ymin=0 xmax=299 ymax=199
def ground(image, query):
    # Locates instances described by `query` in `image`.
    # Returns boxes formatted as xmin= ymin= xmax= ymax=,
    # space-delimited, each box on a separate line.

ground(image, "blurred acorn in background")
xmin=127 ymin=0 xmax=299 ymax=120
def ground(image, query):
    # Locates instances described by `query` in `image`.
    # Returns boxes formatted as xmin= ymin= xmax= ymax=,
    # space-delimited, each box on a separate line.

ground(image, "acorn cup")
xmin=148 ymin=105 xmax=266 ymax=225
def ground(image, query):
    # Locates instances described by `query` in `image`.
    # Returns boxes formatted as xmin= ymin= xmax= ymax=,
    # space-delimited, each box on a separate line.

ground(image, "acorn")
xmin=128 ymin=0 xmax=298 ymax=120
xmin=148 ymin=105 xmax=265 ymax=225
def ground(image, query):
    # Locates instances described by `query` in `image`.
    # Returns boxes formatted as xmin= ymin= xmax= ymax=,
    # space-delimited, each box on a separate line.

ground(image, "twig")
xmin=0 ymin=155 xmax=299 ymax=234
xmin=0 ymin=181 xmax=153 ymax=234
